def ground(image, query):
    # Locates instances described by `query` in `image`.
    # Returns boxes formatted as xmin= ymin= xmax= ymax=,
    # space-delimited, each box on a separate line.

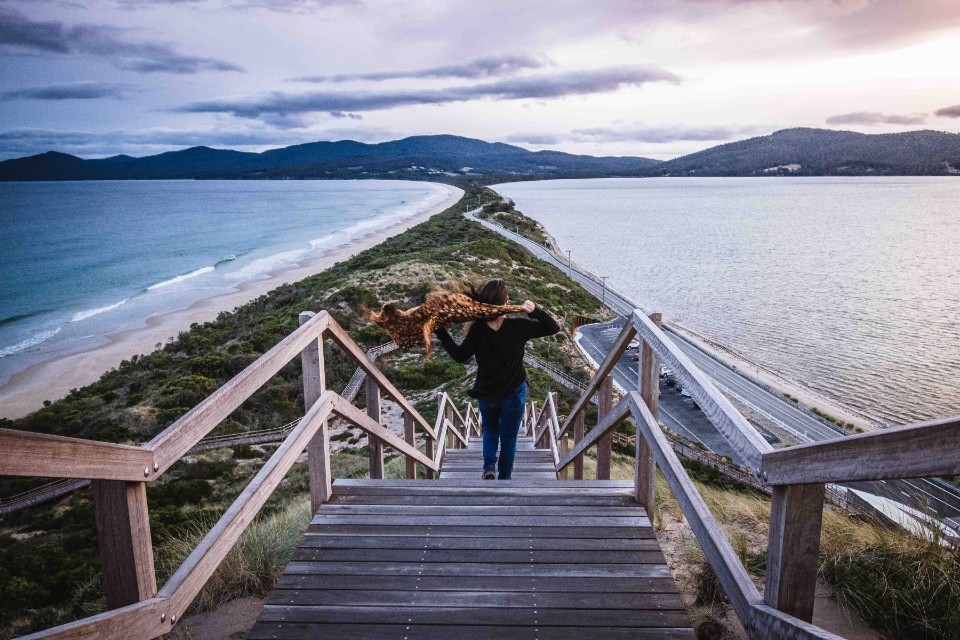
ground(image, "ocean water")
xmin=494 ymin=177 xmax=960 ymax=424
xmin=0 ymin=180 xmax=454 ymax=387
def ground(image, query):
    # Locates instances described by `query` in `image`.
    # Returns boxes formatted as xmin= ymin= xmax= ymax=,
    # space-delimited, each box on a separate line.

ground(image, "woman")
xmin=434 ymin=279 xmax=560 ymax=480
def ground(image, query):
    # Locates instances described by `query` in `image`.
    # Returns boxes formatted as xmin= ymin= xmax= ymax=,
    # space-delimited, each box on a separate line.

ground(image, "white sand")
xmin=0 ymin=186 xmax=464 ymax=419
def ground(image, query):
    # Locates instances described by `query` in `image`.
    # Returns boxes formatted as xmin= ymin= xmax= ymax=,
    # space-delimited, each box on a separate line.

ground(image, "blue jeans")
xmin=477 ymin=381 xmax=527 ymax=480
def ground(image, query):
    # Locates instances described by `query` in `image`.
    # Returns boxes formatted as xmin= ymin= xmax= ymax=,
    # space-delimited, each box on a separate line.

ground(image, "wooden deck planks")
xmin=251 ymin=438 xmax=693 ymax=640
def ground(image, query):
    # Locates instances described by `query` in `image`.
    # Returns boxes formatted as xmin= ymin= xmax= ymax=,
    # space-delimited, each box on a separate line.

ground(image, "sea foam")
xmin=147 ymin=266 xmax=215 ymax=291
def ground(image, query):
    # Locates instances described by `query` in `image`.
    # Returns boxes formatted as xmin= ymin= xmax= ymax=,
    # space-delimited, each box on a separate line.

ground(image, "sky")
xmin=1 ymin=0 xmax=960 ymax=161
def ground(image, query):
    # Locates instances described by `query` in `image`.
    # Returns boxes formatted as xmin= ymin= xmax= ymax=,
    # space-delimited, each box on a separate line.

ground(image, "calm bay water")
xmin=495 ymin=177 xmax=960 ymax=424
xmin=0 ymin=180 xmax=453 ymax=386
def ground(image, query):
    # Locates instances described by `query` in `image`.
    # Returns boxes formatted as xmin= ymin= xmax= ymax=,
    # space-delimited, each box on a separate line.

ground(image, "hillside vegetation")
xmin=0 ymin=185 xmax=956 ymax=640
xmin=654 ymin=128 xmax=960 ymax=176
xmin=0 ymin=186 xmax=606 ymax=638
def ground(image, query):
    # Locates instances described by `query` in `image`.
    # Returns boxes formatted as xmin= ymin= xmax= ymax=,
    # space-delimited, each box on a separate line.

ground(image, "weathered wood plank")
xmin=629 ymin=391 xmax=762 ymax=624
xmin=17 ymin=597 xmax=169 ymax=640
xmin=290 ymin=548 xmax=667 ymax=564
xmin=147 ymin=310 xmax=330 ymax=473
xmin=254 ymin=605 xmax=691 ymax=627
xmin=333 ymin=478 xmax=634 ymax=488
xmin=283 ymin=560 xmax=672 ymax=578
xmin=596 ymin=376 xmax=614 ymax=480
xmin=317 ymin=504 xmax=638 ymax=516
xmin=249 ymin=623 xmax=696 ymax=640
xmin=274 ymin=574 xmax=676 ymax=593
xmin=158 ymin=392 xmax=337 ymax=617
xmin=332 ymin=397 xmax=437 ymax=471
xmin=764 ymin=483 xmax=825 ymax=623
xmin=364 ymin=376 xmax=384 ymax=479
xmin=556 ymin=399 xmax=630 ymax=471
xmin=632 ymin=310 xmax=772 ymax=472
xmin=0 ymin=429 xmax=154 ymax=481
xmin=297 ymin=535 xmax=659 ymax=551
xmin=304 ymin=524 xmax=655 ymax=539
xmin=330 ymin=493 xmax=637 ymax=506
xmin=761 ymin=414 xmax=960 ymax=484
xmin=91 ymin=480 xmax=157 ymax=609
xmin=264 ymin=589 xmax=684 ymax=609
xmin=403 ymin=411 xmax=416 ymax=479
xmin=637 ymin=312 xmax=661 ymax=510
xmin=324 ymin=318 xmax=436 ymax=440
xmin=299 ymin=311 xmax=331 ymax=510
xmin=310 ymin=514 xmax=652 ymax=527
xmin=558 ymin=319 xmax=636 ymax=439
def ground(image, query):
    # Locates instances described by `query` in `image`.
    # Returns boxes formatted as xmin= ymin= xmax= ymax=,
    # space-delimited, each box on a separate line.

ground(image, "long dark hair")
xmin=466 ymin=279 xmax=508 ymax=306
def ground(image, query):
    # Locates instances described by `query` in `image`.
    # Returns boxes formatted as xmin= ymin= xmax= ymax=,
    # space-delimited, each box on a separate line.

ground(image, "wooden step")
xmin=251 ymin=478 xmax=693 ymax=639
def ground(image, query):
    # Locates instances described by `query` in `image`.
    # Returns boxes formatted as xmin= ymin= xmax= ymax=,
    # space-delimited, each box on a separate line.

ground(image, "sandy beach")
xmin=0 ymin=186 xmax=463 ymax=420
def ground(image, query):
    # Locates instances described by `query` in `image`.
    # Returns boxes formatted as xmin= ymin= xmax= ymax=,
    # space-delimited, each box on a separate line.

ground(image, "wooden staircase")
xmin=4 ymin=306 xmax=957 ymax=640
xmin=249 ymin=434 xmax=694 ymax=639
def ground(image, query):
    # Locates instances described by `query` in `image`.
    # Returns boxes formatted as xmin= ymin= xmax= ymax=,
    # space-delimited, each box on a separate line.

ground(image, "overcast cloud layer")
xmin=1 ymin=0 xmax=960 ymax=160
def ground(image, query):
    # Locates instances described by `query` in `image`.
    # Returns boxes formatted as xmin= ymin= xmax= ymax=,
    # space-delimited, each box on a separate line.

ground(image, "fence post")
xmin=300 ymin=311 xmax=330 ymax=511
xmin=366 ymin=376 xmax=384 ymax=479
xmin=91 ymin=480 xmax=157 ymax=610
xmin=573 ymin=412 xmax=585 ymax=480
xmin=636 ymin=312 xmax=662 ymax=511
xmin=596 ymin=376 xmax=613 ymax=480
xmin=404 ymin=411 xmax=416 ymax=479
xmin=764 ymin=483 xmax=825 ymax=622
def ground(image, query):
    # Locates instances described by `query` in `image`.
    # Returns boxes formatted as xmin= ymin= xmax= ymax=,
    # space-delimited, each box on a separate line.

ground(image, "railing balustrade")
xmin=0 ymin=310 xmax=449 ymax=640
xmin=528 ymin=308 xmax=960 ymax=640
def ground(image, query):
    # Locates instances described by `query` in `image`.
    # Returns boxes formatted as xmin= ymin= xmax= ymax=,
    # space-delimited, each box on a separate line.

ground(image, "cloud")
xmin=934 ymin=104 xmax=960 ymax=118
xmin=115 ymin=0 xmax=361 ymax=12
xmin=505 ymin=124 xmax=766 ymax=146
xmin=293 ymin=54 xmax=548 ymax=83
xmin=182 ymin=65 xmax=682 ymax=119
xmin=0 ymin=7 xmax=243 ymax=73
xmin=504 ymin=133 xmax=563 ymax=145
xmin=0 ymin=81 xmax=132 ymax=101
xmin=825 ymin=111 xmax=927 ymax=125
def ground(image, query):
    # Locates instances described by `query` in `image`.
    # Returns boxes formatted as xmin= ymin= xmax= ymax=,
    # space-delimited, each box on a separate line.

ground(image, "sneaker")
xmin=482 ymin=465 xmax=496 ymax=480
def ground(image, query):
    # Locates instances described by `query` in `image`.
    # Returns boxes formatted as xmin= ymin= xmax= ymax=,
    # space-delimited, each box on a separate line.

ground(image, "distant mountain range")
xmin=1 ymin=129 xmax=959 ymax=182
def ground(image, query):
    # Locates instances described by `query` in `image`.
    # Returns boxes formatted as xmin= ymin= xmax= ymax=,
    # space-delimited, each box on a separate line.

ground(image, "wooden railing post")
xmin=573 ymin=412 xmax=585 ymax=480
xmin=366 ymin=377 xmax=384 ymax=479
xmin=403 ymin=411 xmax=416 ymax=479
xmin=764 ymin=483 xmax=825 ymax=622
xmin=596 ymin=376 xmax=613 ymax=479
xmin=299 ymin=311 xmax=330 ymax=511
xmin=636 ymin=312 xmax=661 ymax=511
xmin=91 ymin=480 xmax=157 ymax=610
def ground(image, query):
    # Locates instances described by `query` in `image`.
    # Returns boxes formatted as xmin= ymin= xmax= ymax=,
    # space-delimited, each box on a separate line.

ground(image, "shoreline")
xmin=0 ymin=185 xmax=464 ymax=420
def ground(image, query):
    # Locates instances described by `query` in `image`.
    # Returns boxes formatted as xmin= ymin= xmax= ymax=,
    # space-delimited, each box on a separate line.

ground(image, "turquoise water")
xmin=0 ymin=180 xmax=453 ymax=386
xmin=495 ymin=177 xmax=960 ymax=424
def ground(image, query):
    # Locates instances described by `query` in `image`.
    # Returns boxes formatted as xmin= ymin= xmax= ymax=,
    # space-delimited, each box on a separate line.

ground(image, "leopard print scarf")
xmin=361 ymin=292 xmax=526 ymax=359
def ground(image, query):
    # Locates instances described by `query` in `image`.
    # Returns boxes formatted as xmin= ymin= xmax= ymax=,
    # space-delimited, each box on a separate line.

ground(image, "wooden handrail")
xmin=631 ymin=310 xmax=772 ymax=472
xmin=146 ymin=311 xmax=331 ymax=473
xmin=331 ymin=397 xmax=438 ymax=471
xmin=160 ymin=392 xmax=337 ymax=615
xmin=0 ymin=430 xmax=155 ymax=482
xmin=628 ymin=391 xmax=759 ymax=619
xmin=557 ymin=319 xmax=635 ymax=439
xmin=761 ymin=414 xmax=960 ymax=484
xmin=556 ymin=398 xmax=630 ymax=471
xmin=323 ymin=318 xmax=437 ymax=441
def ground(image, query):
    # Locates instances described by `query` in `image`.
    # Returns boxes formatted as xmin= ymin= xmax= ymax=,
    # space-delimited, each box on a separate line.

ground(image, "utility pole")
xmin=567 ymin=250 xmax=572 ymax=277
xmin=600 ymin=276 xmax=608 ymax=308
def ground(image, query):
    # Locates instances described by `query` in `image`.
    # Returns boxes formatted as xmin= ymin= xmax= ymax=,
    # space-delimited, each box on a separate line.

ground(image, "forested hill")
xmin=0 ymin=134 xmax=661 ymax=182
xmin=651 ymin=128 xmax=960 ymax=176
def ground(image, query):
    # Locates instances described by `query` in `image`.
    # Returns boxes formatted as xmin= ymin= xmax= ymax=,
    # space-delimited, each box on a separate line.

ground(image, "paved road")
xmin=468 ymin=208 xmax=960 ymax=530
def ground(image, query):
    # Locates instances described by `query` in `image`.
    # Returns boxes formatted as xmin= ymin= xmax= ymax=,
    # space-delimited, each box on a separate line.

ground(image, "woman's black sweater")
xmin=435 ymin=307 xmax=560 ymax=402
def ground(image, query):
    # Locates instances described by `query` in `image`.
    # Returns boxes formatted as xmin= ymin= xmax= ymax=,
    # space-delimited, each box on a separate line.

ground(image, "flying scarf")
xmin=361 ymin=292 xmax=526 ymax=359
